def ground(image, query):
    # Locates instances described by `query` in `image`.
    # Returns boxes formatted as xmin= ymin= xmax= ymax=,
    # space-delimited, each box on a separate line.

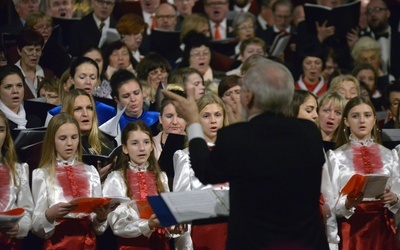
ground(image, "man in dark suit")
xmin=203 ymin=0 xmax=235 ymax=40
xmin=163 ymin=58 xmax=329 ymax=249
xmin=366 ymin=0 xmax=400 ymax=80
xmin=69 ymin=0 xmax=117 ymax=56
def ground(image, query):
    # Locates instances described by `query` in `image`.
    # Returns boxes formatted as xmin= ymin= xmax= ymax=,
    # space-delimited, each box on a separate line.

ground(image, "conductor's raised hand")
xmin=162 ymin=87 xmax=199 ymax=125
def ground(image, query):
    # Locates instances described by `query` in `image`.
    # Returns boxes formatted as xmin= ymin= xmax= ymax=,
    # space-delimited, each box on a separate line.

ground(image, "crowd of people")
xmin=1 ymin=0 xmax=400 ymax=249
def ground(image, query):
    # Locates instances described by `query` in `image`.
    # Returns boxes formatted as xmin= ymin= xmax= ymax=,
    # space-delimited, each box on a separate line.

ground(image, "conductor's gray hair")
xmin=243 ymin=59 xmax=294 ymax=113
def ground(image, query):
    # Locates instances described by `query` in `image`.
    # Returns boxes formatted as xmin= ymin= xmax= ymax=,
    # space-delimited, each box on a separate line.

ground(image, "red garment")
xmin=0 ymin=233 xmax=22 ymax=250
xmin=43 ymin=217 xmax=96 ymax=250
xmin=117 ymin=231 xmax=169 ymax=250
xmin=116 ymin=170 xmax=168 ymax=249
xmin=295 ymin=78 xmax=328 ymax=96
xmin=191 ymin=222 xmax=228 ymax=250
xmin=338 ymin=201 xmax=396 ymax=250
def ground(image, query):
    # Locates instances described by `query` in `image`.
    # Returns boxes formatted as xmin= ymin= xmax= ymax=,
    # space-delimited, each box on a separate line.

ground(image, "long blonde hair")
xmin=39 ymin=113 xmax=82 ymax=172
xmin=61 ymin=89 xmax=109 ymax=155
xmin=0 ymin=110 xmax=19 ymax=186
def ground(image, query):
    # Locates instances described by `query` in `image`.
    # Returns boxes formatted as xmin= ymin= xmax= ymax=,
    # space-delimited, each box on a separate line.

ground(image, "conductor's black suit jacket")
xmin=189 ymin=112 xmax=329 ymax=250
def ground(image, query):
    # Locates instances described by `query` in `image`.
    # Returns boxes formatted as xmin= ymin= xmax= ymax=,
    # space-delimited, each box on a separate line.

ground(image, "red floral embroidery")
xmin=56 ymin=164 xmax=90 ymax=201
xmin=353 ymin=144 xmax=383 ymax=174
xmin=0 ymin=164 xmax=11 ymax=211
xmin=126 ymin=169 xmax=158 ymax=201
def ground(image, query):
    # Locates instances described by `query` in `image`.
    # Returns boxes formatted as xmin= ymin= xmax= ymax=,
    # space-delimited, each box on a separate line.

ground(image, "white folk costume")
xmin=31 ymin=159 xmax=107 ymax=249
xmin=102 ymin=162 xmax=170 ymax=249
xmin=328 ymin=136 xmax=400 ymax=249
xmin=173 ymin=145 xmax=229 ymax=250
xmin=0 ymin=163 xmax=33 ymax=248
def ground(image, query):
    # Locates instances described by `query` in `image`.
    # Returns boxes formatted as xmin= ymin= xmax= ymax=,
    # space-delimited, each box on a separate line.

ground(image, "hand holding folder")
xmin=341 ymin=174 xmax=389 ymax=199
xmin=0 ymin=208 xmax=25 ymax=228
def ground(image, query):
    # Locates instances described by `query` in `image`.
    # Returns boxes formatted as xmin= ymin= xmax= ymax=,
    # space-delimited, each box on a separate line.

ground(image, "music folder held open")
xmin=147 ymin=189 xmax=229 ymax=227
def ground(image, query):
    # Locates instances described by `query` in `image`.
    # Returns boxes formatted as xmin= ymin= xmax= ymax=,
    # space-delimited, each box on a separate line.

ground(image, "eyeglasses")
xmin=95 ymin=0 xmax=115 ymax=7
xmin=238 ymin=25 xmax=254 ymax=31
xmin=366 ymin=7 xmax=387 ymax=15
xmin=205 ymin=1 xmax=228 ymax=7
xmin=34 ymin=24 xmax=52 ymax=32
xmin=155 ymin=15 xmax=176 ymax=20
xmin=190 ymin=51 xmax=210 ymax=59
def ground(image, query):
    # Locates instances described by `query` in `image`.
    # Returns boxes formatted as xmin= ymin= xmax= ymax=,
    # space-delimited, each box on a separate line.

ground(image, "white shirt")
xmin=209 ymin=18 xmax=227 ymax=39
xmin=142 ymin=11 xmax=155 ymax=35
xmin=15 ymin=60 xmax=44 ymax=98
xmin=92 ymin=13 xmax=110 ymax=30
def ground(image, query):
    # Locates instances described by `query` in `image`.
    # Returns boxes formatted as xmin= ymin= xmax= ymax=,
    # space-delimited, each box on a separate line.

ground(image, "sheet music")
xmin=160 ymin=189 xmax=230 ymax=223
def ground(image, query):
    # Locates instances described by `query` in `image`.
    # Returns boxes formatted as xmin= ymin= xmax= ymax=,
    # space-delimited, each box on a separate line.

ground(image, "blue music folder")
xmin=147 ymin=196 xmax=178 ymax=227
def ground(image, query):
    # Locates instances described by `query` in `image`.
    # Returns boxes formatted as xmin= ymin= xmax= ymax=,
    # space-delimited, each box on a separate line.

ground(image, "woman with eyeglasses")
xmin=136 ymin=52 xmax=172 ymax=111
xmin=25 ymin=12 xmax=72 ymax=78
xmin=180 ymin=32 xmax=226 ymax=90
xmin=116 ymin=14 xmax=147 ymax=69
xmin=231 ymin=12 xmax=256 ymax=58
xmin=295 ymin=49 xmax=328 ymax=97
xmin=14 ymin=28 xmax=54 ymax=99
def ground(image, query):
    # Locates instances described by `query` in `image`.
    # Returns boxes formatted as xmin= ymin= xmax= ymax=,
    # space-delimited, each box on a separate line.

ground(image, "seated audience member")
xmin=169 ymin=67 xmax=206 ymax=101
xmin=317 ymin=91 xmax=346 ymax=151
xmin=328 ymin=74 xmax=360 ymax=104
xmin=383 ymin=83 xmax=400 ymax=128
xmin=47 ymin=57 xmax=116 ymax=125
xmin=180 ymin=32 xmax=226 ymax=87
xmin=38 ymin=77 xmax=60 ymax=105
xmin=25 ymin=11 xmax=71 ymax=78
xmin=231 ymin=12 xmax=256 ymax=58
xmin=173 ymin=0 xmax=195 ymax=30
xmin=68 ymin=0 xmax=117 ymax=56
xmin=116 ymin=14 xmax=147 ymax=69
xmin=109 ymin=69 xmax=160 ymax=136
xmin=15 ymin=28 xmax=54 ymax=99
xmin=47 ymin=0 xmax=74 ymax=18
xmin=352 ymin=63 xmax=385 ymax=111
xmin=0 ymin=65 xmax=42 ymax=130
xmin=136 ymin=52 xmax=171 ymax=110
xmin=218 ymin=75 xmax=243 ymax=124
xmin=227 ymin=37 xmax=265 ymax=76
xmin=295 ymin=50 xmax=328 ymax=96
xmin=351 ymin=36 xmax=394 ymax=96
